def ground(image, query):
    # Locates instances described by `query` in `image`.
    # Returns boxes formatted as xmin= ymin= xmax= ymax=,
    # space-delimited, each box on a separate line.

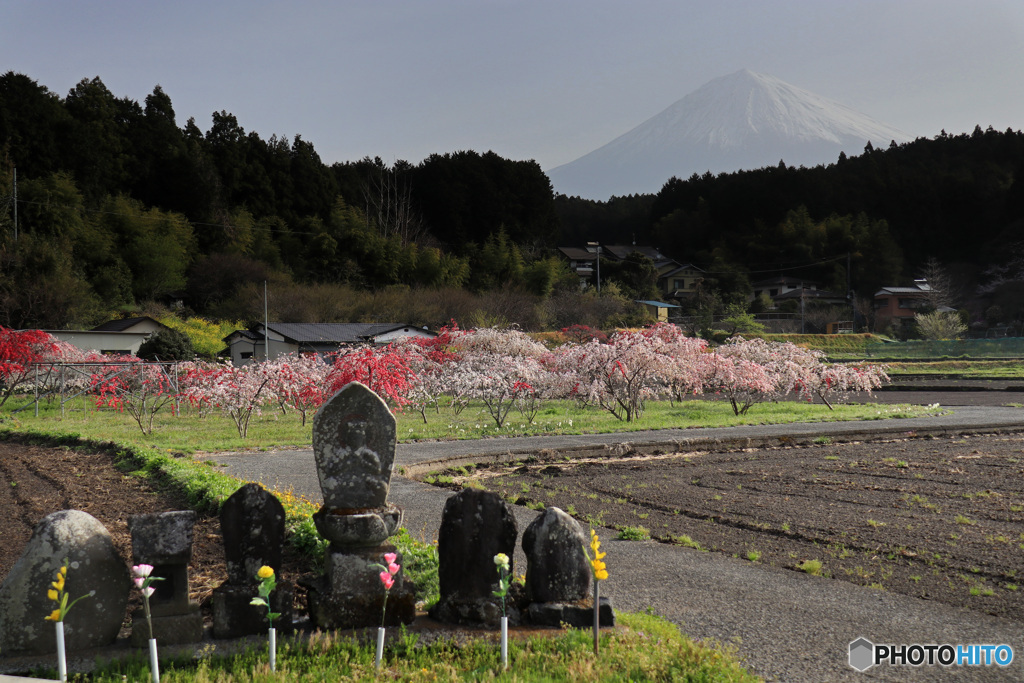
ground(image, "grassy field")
xmin=885 ymin=360 xmax=1024 ymax=377
xmin=1 ymin=395 xmax=937 ymax=455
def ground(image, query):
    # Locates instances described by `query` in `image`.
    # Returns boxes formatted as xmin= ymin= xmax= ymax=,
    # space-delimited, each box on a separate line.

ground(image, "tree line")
xmin=2 ymin=71 xmax=1022 ymax=332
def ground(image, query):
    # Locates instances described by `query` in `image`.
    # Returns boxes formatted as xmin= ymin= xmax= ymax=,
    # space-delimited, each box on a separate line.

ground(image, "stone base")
xmin=303 ymin=575 xmax=416 ymax=629
xmin=314 ymin=505 xmax=403 ymax=548
xmin=526 ymin=597 xmax=615 ymax=628
xmin=131 ymin=603 xmax=203 ymax=646
xmin=212 ymin=581 xmax=294 ymax=639
xmin=429 ymin=597 xmax=521 ymax=628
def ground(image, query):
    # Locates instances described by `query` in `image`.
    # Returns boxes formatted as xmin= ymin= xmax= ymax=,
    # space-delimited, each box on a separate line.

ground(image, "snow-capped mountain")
xmin=547 ymin=69 xmax=911 ymax=200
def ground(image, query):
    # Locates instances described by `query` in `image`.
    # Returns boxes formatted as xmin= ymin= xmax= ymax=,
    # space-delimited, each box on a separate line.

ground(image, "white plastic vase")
xmin=149 ymin=638 xmax=161 ymax=683
xmin=500 ymin=616 xmax=509 ymax=670
xmin=269 ymin=627 xmax=277 ymax=672
xmin=375 ymin=626 xmax=385 ymax=670
xmin=55 ymin=621 xmax=67 ymax=683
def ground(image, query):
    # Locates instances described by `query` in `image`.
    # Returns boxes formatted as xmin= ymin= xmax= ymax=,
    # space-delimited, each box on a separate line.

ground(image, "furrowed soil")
xmin=0 ymin=441 xmax=309 ymax=630
xmin=465 ymin=432 xmax=1024 ymax=621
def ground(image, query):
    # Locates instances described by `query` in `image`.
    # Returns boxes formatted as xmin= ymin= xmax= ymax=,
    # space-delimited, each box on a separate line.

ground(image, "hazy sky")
xmin=5 ymin=1 xmax=1024 ymax=170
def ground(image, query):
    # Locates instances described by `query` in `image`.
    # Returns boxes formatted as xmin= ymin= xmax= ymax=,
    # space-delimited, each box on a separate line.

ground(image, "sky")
xmin=5 ymin=1 xmax=1024 ymax=171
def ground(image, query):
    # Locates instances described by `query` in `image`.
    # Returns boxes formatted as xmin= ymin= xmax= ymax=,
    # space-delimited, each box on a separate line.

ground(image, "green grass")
xmin=616 ymin=525 xmax=651 ymax=541
xmin=32 ymin=610 xmax=758 ymax=682
xmin=886 ymin=360 xmax=1024 ymax=377
xmin=796 ymin=559 xmax=824 ymax=576
xmin=1 ymin=395 xmax=940 ymax=454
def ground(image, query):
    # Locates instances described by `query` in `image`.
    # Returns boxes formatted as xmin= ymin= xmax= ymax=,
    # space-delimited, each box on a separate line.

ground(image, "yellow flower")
xmin=52 ymin=574 xmax=65 ymax=592
xmin=257 ymin=565 xmax=275 ymax=580
xmin=44 ymin=609 xmax=61 ymax=622
xmin=47 ymin=589 xmax=59 ymax=602
xmin=588 ymin=529 xmax=609 ymax=581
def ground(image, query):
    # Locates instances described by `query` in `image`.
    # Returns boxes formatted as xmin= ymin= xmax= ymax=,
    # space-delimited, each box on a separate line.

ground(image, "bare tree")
xmin=361 ymin=161 xmax=428 ymax=246
xmin=917 ymin=257 xmax=963 ymax=310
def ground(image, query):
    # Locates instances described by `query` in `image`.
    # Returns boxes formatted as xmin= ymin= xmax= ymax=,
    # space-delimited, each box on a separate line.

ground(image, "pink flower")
xmin=388 ymin=562 xmax=400 ymax=575
xmin=133 ymin=577 xmax=145 ymax=589
xmin=143 ymin=586 xmax=156 ymax=598
xmin=379 ymin=571 xmax=395 ymax=590
xmin=132 ymin=564 xmax=154 ymax=578
xmin=384 ymin=553 xmax=397 ymax=564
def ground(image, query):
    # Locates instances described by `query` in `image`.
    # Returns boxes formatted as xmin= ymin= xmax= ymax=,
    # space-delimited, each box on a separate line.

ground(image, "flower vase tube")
xmin=375 ymin=626 xmax=385 ymax=670
xmin=593 ymin=580 xmax=600 ymax=655
xmin=269 ymin=627 xmax=277 ymax=672
xmin=55 ymin=621 xmax=67 ymax=683
xmin=148 ymin=638 xmax=161 ymax=683
xmin=500 ymin=616 xmax=508 ymax=670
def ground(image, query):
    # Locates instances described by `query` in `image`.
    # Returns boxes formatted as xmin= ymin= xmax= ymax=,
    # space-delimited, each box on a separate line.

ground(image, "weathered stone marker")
xmin=430 ymin=489 xmax=519 ymax=626
xmin=522 ymin=507 xmax=614 ymax=627
xmin=212 ymin=483 xmax=293 ymax=638
xmin=0 ymin=510 xmax=129 ymax=655
xmin=302 ymin=382 xmax=415 ymax=628
xmin=128 ymin=510 xmax=203 ymax=645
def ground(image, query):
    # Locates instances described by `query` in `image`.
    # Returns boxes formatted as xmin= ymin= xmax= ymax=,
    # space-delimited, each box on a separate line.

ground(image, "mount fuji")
xmin=547 ymin=69 xmax=911 ymax=200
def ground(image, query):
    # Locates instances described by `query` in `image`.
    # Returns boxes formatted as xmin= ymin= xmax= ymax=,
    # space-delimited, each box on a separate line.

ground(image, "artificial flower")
xmin=45 ymin=609 xmax=61 ymax=622
xmin=379 ymin=571 xmax=395 ymax=590
xmin=257 ymin=565 xmax=274 ymax=580
xmin=132 ymin=564 xmax=154 ymax=578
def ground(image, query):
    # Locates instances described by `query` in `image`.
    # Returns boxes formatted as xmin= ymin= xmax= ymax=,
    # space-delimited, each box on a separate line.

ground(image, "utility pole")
xmin=587 ymin=242 xmax=602 ymax=294
xmin=264 ymin=281 xmax=270 ymax=361
xmin=847 ymin=252 xmax=854 ymax=333
xmin=12 ymin=167 xmax=17 ymax=242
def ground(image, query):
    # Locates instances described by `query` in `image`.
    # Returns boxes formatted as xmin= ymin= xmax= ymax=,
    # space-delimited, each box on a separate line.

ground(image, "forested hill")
xmin=0 ymin=73 xmax=563 ymax=329
xmin=557 ymin=127 xmax=1024 ymax=309
xmin=1 ymin=71 xmax=1023 ymax=331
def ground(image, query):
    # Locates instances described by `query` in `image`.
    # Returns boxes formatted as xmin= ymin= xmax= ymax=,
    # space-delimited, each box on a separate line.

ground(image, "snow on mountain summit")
xmin=548 ymin=69 xmax=911 ymax=200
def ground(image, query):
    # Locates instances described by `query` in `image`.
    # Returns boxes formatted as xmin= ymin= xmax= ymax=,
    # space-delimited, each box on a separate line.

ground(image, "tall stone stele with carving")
xmin=302 ymin=382 xmax=416 ymax=628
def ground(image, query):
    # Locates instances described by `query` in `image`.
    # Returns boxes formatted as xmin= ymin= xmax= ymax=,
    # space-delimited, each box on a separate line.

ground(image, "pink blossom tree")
xmin=698 ymin=352 xmax=776 ymax=415
xmin=265 ymin=353 xmax=332 ymax=425
xmin=553 ymin=327 xmax=675 ymax=422
xmin=182 ymin=362 xmax=276 ymax=437
xmin=91 ymin=361 xmax=179 ymax=435
xmin=447 ymin=327 xmax=551 ymax=427
xmin=802 ymin=362 xmax=890 ymax=409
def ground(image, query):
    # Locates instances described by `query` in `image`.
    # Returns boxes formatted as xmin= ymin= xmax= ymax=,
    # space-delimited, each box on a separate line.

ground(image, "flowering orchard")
xmin=0 ymin=325 xmax=889 ymax=435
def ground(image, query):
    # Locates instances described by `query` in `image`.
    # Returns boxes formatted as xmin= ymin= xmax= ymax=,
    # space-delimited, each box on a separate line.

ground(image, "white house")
xmin=46 ymin=316 xmax=171 ymax=356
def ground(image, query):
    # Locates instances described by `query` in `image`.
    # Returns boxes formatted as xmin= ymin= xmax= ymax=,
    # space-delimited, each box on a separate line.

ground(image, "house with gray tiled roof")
xmin=224 ymin=322 xmax=435 ymax=365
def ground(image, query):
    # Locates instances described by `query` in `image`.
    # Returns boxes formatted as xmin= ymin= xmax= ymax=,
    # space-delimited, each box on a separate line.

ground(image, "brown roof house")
xmin=873 ymin=280 xmax=934 ymax=335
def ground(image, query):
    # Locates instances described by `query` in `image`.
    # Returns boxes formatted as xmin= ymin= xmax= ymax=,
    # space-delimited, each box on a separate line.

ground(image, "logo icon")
xmin=849 ymin=637 xmax=874 ymax=672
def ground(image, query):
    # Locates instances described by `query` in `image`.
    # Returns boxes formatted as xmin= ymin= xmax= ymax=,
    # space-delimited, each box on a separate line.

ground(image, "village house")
xmin=873 ymin=280 xmax=933 ymax=334
xmin=46 ymin=316 xmax=171 ymax=356
xmin=224 ymin=322 xmax=435 ymax=365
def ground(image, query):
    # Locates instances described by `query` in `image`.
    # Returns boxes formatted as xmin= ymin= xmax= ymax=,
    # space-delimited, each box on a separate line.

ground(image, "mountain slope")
xmin=548 ymin=69 xmax=911 ymax=200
